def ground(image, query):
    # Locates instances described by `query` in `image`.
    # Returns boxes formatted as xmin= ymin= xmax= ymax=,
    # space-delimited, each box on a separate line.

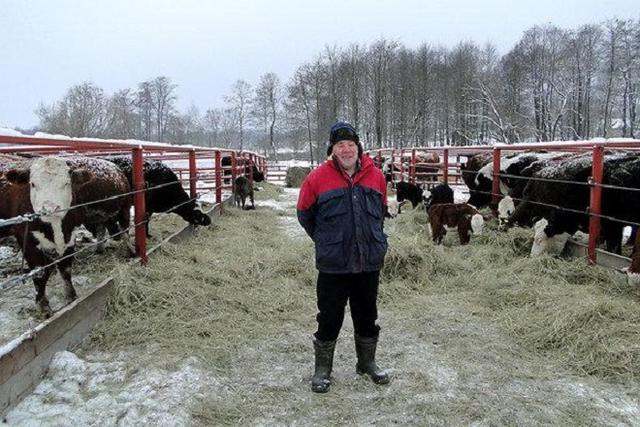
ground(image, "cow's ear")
xmin=71 ymin=168 xmax=92 ymax=185
xmin=5 ymin=169 xmax=29 ymax=184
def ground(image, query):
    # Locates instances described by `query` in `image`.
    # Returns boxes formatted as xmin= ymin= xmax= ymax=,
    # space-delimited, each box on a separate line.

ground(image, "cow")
xmin=465 ymin=151 xmax=572 ymax=209
xmin=234 ymin=175 xmax=255 ymax=210
xmin=221 ymin=156 xmax=265 ymax=185
xmin=395 ymin=181 xmax=422 ymax=214
xmin=427 ymin=203 xmax=484 ymax=248
xmin=1 ymin=156 xmax=132 ymax=317
xmin=497 ymin=195 xmax=516 ymax=228
xmin=460 ymin=152 xmax=492 ymax=203
xmin=107 ymin=157 xmax=212 ymax=236
xmin=422 ymin=183 xmax=454 ymax=211
xmin=509 ymin=152 xmax=640 ymax=257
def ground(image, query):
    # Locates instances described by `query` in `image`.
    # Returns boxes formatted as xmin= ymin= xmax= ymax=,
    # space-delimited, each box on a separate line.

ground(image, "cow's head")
xmin=471 ymin=213 xmax=484 ymax=235
xmin=422 ymin=189 xmax=432 ymax=206
xmin=29 ymin=157 xmax=90 ymax=219
xmin=531 ymin=218 xmax=550 ymax=256
xmin=497 ymin=196 xmax=515 ymax=228
xmin=179 ymin=204 xmax=212 ymax=227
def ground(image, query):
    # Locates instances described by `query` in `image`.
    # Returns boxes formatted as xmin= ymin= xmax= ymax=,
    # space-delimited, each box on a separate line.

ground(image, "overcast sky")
xmin=1 ymin=0 xmax=637 ymax=129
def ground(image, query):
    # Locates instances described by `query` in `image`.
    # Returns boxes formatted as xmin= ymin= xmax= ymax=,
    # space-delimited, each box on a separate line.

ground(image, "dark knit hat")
xmin=327 ymin=121 xmax=362 ymax=156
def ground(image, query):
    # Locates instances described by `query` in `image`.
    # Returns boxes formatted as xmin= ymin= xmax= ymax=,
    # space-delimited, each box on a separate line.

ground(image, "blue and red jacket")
xmin=297 ymin=155 xmax=388 ymax=274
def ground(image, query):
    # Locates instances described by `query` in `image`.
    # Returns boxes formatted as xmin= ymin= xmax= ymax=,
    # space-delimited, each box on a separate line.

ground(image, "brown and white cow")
xmin=1 ymin=156 xmax=132 ymax=316
xmin=427 ymin=203 xmax=484 ymax=248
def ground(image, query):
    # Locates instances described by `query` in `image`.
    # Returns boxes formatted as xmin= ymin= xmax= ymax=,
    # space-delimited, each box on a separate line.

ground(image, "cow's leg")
xmin=249 ymin=190 xmax=255 ymax=210
xmin=23 ymin=246 xmax=54 ymax=317
xmin=602 ymin=222 xmax=623 ymax=255
xmin=458 ymin=222 xmax=471 ymax=245
xmin=93 ymin=223 xmax=107 ymax=254
xmin=145 ymin=213 xmax=152 ymax=238
xmin=117 ymin=205 xmax=136 ymax=256
xmin=32 ymin=267 xmax=54 ymax=318
xmin=57 ymin=248 xmax=77 ymax=302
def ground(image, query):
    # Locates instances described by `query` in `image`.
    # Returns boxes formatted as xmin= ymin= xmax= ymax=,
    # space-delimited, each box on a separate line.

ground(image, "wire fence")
xmin=0 ymin=192 xmax=202 ymax=293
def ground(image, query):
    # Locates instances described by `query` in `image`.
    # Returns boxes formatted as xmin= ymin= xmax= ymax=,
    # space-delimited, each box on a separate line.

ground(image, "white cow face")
xmin=498 ymin=196 xmax=515 ymax=226
xmin=29 ymin=157 xmax=74 ymax=218
xmin=422 ymin=189 xmax=432 ymax=205
xmin=531 ymin=218 xmax=549 ymax=257
xmin=471 ymin=213 xmax=484 ymax=235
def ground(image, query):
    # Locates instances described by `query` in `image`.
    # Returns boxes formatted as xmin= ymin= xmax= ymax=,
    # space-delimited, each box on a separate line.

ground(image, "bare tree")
xmin=253 ymin=73 xmax=282 ymax=160
xmin=36 ymin=81 xmax=106 ymax=137
xmin=105 ymin=89 xmax=137 ymax=139
xmin=225 ymin=80 xmax=252 ymax=151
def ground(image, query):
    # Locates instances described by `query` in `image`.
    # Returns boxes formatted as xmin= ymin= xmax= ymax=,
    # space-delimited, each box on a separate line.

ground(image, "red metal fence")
xmin=369 ymin=140 xmax=640 ymax=268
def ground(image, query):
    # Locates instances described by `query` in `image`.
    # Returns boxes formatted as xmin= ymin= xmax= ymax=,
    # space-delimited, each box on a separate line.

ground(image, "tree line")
xmin=34 ymin=19 xmax=639 ymax=163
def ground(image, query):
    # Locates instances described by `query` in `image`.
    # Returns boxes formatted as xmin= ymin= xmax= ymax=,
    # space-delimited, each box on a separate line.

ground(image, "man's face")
xmin=332 ymin=140 xmax=358 ymax=170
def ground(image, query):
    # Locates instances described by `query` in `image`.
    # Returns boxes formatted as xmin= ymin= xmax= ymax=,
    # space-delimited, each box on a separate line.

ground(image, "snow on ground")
xmin=5 ymin=351 xmax=213 ymax=426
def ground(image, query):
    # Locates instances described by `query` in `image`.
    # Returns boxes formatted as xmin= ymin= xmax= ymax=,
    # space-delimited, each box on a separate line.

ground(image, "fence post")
xmin=132 ymin=147 xmax=148 ymax=265
xmin=491 ymin=148 xmax=501 ymax=211
xmin=189 ymin=149 xmax=197 ymax=200
xmin=231 ymin=152 xmax=237 ymax=188
xmin=390 ymin=149 xmax=396 ymax=185
xmin=411 ymin=149 xmax=416 ymax=185
xmin=215 ymin=150 xmax=223 ymax=214
xmin=588 ymin=145 xmax=604 ymax=265
xmin=377 ymin=150 xmax=382 ymax=169
xmin=248 ymin=154 xmax=254 ymax=186
xmin=400 ymin=149 xmax=405 ymax=182
xmin=443 ymin=148 xmax=449 ymax=184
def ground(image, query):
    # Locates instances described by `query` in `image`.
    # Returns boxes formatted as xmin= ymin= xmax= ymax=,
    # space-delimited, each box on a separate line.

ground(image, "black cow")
xmin=510 ymin=152 xmax=640 ymax=256
xmin=234 ymin=176 xmax=255 ymax=210
xmin=465 ymin=152 xmax=570 ymax=209
xmin=422 ymin=183 xmax=454 ymax=211
xmin=108 ymin=157 xmax=211 ymax=236
xmin=221 ymin=156 xmax=265 ymax=184
xmin=395 ymin=181 xmax=423 ymax=214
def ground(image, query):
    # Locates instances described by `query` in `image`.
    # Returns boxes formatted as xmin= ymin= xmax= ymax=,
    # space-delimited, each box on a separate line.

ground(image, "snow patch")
xmin=5 ymin=351 xmax=212 ymax=426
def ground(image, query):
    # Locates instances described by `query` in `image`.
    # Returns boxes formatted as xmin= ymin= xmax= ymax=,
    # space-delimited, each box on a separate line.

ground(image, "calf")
xmin=108 ymin=157 xmax=211 ymax=236
xmin=428 ymin=203 xmax=484 ymax=247
xmin=234 ymin=176 xmax=255 ymax=210
xmin=2 ymin=156 xmax=132 ymax=316
xmin=395 ymin=181 xmax=422 ymax=213
xmin=422 ymin=183 xmax=454 ymax=211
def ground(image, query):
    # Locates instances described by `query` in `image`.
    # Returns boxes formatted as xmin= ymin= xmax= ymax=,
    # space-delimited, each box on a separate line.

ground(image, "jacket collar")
xmin=327 ymin=154 xmax=375 ymax=183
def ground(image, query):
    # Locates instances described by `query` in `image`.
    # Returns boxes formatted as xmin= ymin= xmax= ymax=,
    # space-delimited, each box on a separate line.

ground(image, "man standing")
xmin=297 ymin=121 xmax=390 ymax=393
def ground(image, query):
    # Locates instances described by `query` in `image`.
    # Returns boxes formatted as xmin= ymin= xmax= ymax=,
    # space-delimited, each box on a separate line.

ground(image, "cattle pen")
xmin=1 ymin=135 xmax=640 ymax=424
xmin=0 ymin=133 xmax=266 ymax=415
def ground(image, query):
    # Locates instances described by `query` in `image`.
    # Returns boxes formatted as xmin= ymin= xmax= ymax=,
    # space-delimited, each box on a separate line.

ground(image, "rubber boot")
xmin=311 ymin=339 xmax=337 ymax=393
xmin=355 ymin=335 xmax=390 ymax=385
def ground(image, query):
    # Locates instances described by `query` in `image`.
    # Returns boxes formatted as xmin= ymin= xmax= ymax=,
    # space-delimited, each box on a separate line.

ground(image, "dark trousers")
xmin=314 ymin=271 xmax=380 ymax=342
